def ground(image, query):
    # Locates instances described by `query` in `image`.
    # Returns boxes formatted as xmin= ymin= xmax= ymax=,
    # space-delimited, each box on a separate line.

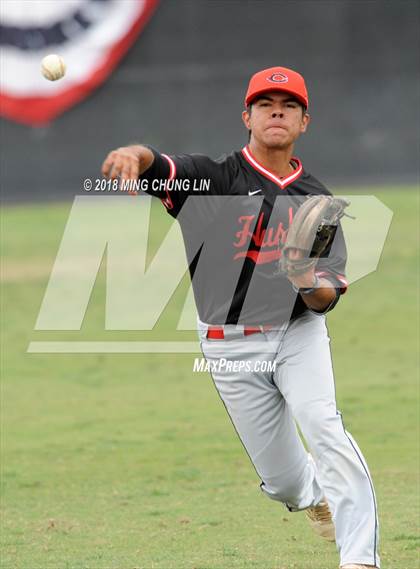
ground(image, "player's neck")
xmin=248 ymin=141 xmax=295 ymax=178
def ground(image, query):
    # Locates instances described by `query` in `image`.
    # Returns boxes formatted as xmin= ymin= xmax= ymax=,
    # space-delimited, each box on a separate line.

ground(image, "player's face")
xmin=242 ymin=92 xmax=310 ymax=150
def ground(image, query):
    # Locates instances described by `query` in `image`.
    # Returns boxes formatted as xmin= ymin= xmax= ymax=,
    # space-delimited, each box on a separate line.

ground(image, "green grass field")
xmin=1 ymin=188 xmax=419 ymax=569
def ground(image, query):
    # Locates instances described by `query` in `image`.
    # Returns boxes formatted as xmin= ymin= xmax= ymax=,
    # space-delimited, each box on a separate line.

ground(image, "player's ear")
xmin=300 ymin=112 xmax=310 ymax=134
xmin=242 ymin=109 xmax=251 ymax=132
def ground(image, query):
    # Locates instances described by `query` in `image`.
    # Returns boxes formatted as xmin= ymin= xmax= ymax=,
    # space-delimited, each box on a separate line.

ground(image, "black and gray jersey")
xmin=140 ymin=145 xmax=347 ymax=326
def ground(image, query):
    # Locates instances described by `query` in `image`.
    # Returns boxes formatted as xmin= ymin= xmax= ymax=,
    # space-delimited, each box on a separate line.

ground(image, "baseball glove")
xmin=280 ymin=195 xmax=350 ymax=277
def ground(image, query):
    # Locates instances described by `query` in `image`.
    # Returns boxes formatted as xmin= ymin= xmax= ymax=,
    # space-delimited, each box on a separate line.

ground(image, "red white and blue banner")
xmin=0 ymin=0 xmax=158 ymax=126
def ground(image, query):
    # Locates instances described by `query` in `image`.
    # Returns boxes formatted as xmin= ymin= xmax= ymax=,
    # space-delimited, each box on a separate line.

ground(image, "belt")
xmin=206 ymin=325 xmax=273 ymax=340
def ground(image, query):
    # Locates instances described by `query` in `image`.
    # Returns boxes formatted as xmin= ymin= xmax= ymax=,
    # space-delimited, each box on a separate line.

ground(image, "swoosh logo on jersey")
xmin=248 ymin=189 xmax=262 ymax=196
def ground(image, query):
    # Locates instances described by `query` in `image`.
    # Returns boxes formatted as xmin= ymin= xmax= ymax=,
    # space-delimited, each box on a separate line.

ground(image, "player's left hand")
xmin=286 ymin=248 xmax=316 ymax=289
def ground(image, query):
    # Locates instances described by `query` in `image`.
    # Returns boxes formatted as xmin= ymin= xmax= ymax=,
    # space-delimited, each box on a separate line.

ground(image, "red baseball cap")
xmin=245 ymin=66 xmax=308 ymax=109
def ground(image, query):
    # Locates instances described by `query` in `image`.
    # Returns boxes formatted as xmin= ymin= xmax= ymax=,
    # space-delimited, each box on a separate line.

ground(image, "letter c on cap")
xmin=267 ymin=73 xmax=288 ymax=83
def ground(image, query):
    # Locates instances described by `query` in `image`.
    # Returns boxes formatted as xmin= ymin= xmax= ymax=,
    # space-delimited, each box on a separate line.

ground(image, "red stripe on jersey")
xmin=335 ymin=274 xmax=348 ymax=294
xmin=160 ymin=153 xmax=177 ymax=210
xmin=233 ymin=249 xmax=283 ymax=264
xmin=241 ymin=145 xmax=303 ymax=189
xmin=316 ymin=271 xmax=348 ymax=294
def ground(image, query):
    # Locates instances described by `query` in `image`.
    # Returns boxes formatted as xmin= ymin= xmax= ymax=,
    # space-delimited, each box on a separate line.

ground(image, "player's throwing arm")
xmin=101 ymin=145 xmax=154 ymax=182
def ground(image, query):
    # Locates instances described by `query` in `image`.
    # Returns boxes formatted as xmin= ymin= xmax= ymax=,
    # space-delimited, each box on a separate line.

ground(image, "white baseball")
xmin=41 ymin=54 xmax=66 ymax=81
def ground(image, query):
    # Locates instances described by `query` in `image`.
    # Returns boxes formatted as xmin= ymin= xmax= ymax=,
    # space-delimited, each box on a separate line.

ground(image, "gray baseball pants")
xmin=198 ymin=310 xmax=380 ymax=568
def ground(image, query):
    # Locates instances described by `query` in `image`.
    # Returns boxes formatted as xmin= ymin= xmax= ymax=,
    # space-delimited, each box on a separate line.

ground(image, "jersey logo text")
xmin=233 ymin=208 xmax=294 ymax=264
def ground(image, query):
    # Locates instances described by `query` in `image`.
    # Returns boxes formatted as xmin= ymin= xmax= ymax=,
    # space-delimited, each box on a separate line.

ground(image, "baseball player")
xmin=102 ymin=66 xmax=380 ymax=569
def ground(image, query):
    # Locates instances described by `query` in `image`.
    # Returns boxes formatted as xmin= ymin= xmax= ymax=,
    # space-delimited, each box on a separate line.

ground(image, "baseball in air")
xmin=41 ymin=54 xmax=66 ymax=81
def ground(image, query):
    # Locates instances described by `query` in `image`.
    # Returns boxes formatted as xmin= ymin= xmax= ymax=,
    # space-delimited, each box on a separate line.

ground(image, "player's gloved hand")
xmin=280 ymin=195 xmax=350 ymax=281
xmin=101 ymin=145 xmax=154 ymax=182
